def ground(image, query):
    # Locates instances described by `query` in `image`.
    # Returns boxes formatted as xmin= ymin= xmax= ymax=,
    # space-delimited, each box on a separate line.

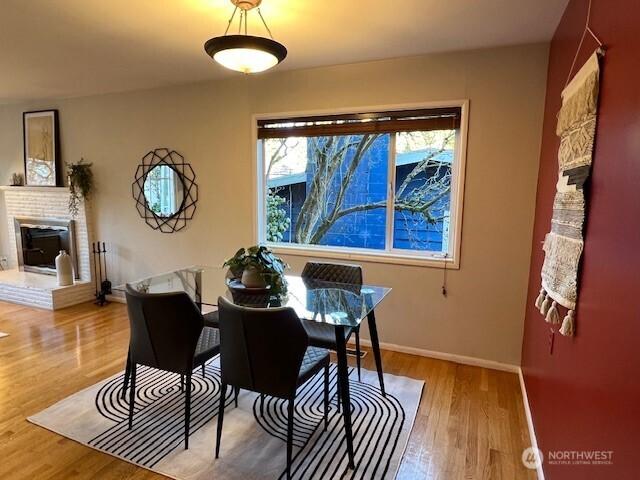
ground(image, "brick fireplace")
xmin=0 ymin=186 xmax=94 ymax=309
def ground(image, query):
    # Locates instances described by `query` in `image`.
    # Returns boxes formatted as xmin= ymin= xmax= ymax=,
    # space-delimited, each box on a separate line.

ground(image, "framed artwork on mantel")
xmin=23 ymin=109 xmax=61 ymax=186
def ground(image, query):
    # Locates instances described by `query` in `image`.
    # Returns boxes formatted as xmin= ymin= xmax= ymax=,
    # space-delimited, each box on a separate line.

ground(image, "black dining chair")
xmin=301 ymin=262 xmax=364 ymax=383
xmin=124 ymin=285 xmax=221 ymax=449
xmin=203 ymin=291 xmax=281 ymax=327
xmin=215 ymin=297 xmax=330 ymax=479
xmin=203 ymin=310 xmax=219 ymax=328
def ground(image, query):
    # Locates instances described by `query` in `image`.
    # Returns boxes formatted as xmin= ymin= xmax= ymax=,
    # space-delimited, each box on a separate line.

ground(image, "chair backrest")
xmin=125 ymin=285 xmax=204 ymax=374
xmin=229 ymin=290 xmax=273 ymax=308
xmin=217 ymin=296 xmax=308 ymax=399
xmin=301 ymin=262 xmax=363 ymax=285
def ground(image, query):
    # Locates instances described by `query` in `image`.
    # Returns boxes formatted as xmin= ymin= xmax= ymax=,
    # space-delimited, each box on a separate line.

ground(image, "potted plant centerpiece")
xmin=223 ymin=245 xmax=288 ymax=294
xmin=223 ymin=248 xmax=248 ymax=280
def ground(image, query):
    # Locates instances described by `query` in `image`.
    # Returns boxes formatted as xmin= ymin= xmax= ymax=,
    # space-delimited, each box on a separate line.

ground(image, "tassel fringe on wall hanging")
xmin=535 ymin=50 xmax=602 ymax=337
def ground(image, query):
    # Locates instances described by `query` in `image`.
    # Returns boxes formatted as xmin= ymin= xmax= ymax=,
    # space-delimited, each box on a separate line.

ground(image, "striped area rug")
xmin=28 ymin=358 xmax=423 ymax=479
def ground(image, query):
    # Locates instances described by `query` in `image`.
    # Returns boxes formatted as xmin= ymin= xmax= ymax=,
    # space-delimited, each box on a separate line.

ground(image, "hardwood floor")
xmin=0 ymin=301 xmax=536 ymax=480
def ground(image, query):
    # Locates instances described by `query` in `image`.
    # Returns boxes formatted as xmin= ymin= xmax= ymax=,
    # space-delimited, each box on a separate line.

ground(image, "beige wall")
xmin=0 ymin=43 xmax=548 ymax=365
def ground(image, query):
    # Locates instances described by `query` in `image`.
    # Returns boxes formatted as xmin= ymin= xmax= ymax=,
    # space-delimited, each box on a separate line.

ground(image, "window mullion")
xmin=258 ymin=140 xmax=266 ymax=243
xmin=385 ymin=134 xmax=397 ymax=253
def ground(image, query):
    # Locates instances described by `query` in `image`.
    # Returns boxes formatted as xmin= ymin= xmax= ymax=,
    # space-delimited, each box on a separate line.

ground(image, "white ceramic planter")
xmin=55 ymin=250 xmax=74 ymax=286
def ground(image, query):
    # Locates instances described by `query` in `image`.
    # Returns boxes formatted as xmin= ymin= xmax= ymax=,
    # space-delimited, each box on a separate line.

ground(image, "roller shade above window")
xmin=257 ymin=107 xmax=461 ymax=139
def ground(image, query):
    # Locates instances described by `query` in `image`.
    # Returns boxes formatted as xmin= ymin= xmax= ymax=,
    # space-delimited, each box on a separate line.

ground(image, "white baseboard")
xmin=519 ymin=368 xmax=544 ymax=480
xmin=350 ymin=337 xmax=520 ymax=373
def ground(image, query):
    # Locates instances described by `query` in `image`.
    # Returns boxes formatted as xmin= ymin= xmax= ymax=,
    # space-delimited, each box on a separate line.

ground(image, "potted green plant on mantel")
xmin=67 ymin=158 xmax=94 ymax=217
xmin=223 ymin=245 xmax=288 ymax=294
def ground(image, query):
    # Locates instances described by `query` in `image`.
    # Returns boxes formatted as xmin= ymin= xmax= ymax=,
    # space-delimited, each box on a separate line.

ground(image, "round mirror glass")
xmin=143 ymin=165 xmax=185 ymax=217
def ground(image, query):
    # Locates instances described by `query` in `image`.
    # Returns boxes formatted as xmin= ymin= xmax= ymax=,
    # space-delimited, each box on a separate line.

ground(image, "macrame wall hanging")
xmin=535 ymin=1 xmax=605 ymax=337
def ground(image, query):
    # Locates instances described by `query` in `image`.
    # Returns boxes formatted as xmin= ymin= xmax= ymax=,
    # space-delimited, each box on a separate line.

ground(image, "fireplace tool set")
xmin=92 ymin=242 xmax=112 ymax=306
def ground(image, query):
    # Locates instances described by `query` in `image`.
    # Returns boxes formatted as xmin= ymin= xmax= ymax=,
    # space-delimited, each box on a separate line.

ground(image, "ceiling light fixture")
xmin=204 ymin=0 xmax=287 ymax=74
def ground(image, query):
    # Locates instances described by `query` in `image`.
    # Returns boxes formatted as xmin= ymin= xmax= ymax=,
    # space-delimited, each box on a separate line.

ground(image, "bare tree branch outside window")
xmin=265 ymin=129 xmax=455 ymax=253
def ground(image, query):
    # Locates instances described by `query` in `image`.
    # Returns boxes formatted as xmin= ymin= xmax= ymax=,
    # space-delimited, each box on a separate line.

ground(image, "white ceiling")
xmin=0 ymin=0 xmax=568 ymax=103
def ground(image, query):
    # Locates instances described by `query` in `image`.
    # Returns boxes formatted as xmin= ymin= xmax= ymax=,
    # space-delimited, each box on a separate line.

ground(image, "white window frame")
xmin=252 ymin=100 xmax=469 ymax=269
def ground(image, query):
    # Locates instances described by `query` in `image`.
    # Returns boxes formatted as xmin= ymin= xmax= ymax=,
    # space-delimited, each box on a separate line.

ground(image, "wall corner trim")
xmin=519 ymin=368 xmax=545 ymax=480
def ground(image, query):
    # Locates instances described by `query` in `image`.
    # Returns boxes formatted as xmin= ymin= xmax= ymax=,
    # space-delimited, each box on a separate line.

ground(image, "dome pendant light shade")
xmin=204 ymin=0 xmax=287 ymax=74
xmin=204 ymin=35 xmax=287 ymax=74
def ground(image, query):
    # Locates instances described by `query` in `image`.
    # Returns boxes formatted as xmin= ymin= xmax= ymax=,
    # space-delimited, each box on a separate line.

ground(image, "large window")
xmin=256 ymin=104 xmax=467 ymax=266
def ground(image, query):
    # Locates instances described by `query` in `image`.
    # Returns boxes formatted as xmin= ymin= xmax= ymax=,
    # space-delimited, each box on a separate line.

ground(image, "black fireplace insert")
xmin=14 ymin=218 xmax=78 ymax=278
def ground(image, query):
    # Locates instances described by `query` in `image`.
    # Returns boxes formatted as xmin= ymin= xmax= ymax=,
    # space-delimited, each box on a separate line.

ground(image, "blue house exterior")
xmin=268 ymin=134 xmax=452 ymax=253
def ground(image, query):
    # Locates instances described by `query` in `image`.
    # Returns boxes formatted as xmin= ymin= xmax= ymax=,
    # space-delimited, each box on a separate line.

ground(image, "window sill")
xmin=267 ymin=243 xmax=459 ymax=269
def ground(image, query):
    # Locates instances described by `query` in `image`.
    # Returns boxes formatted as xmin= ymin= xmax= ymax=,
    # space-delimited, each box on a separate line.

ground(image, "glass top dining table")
xmin=114 ymin=265 xmax=391 ymax=328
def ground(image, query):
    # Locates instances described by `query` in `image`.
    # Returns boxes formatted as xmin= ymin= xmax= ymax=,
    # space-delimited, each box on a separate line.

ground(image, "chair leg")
xmin=355 ymin=328 xmax=362 ymax=382
xmin=121 ymin=350 xmax=131 ymax=400
xmin=185 ymin=373 xmax=192 ymax=449
xmin=180 ymin=374 xmax=184 ymax=392
xmin=286 ymin=398 xmax=295 ymax=479
xmin=234 ymin=386 xmax=239 ymax=408
xmin=201 ymin=363 xmax=206 ymax=378
xmin=336 ymin=374 xmax=341 ymax=413
xmin=215 ymin=382 xmax=227 ymax=459
xmin=260 ymin=394 xmax=265 ymax=417
xmin=323 ymin=364 xmax=329 ymax=432
xmin=128 ymin=363 xmax=137 ymax=430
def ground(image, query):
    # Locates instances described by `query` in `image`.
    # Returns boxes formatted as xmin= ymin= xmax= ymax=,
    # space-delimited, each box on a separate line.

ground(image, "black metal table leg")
xmin=194 ymin=269 xmax=202 ymax=311
xmin=367 ymin=310 xmax=386 ymax=396
xmin=335 ymin=325 xmax=355 ymax=470
xmin=122 ymin=349 xmax=131 ymax=399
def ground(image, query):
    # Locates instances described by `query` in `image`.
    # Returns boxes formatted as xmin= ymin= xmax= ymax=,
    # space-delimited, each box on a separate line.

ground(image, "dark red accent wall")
xmin=522 ymin=0 xmax=640 ymax=479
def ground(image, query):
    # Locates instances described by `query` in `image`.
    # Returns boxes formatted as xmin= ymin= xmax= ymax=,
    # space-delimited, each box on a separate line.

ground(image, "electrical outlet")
xmin=0 ymin=256 xmax=7 ymax=269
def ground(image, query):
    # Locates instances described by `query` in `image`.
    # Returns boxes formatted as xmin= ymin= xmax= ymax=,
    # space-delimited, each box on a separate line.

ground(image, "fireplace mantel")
xmin=0 ymin=186 xmax=68 ymax=192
